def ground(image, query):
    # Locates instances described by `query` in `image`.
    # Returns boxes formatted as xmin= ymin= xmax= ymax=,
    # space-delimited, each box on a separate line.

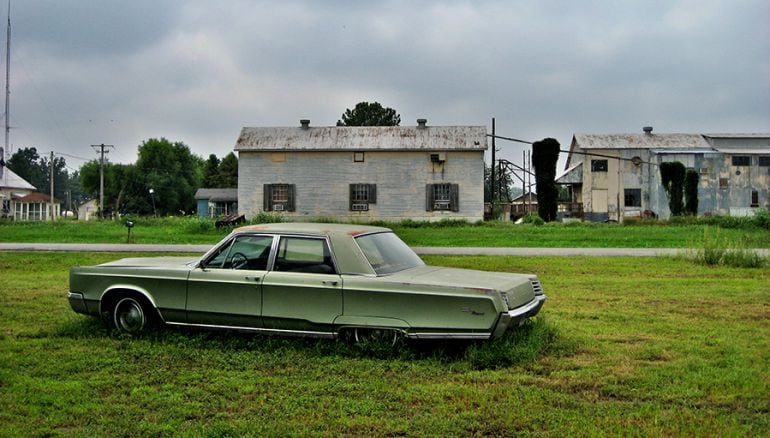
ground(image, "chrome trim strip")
xmin=164 ymin=321 xmax=335 ymax=339
xmin=407 ymin=332 xmax=491 ymax=340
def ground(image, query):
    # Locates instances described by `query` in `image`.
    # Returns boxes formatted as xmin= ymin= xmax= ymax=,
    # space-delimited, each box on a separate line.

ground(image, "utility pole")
xmin=490 ymin=118 xmax=496 ymax=206
xmin=4 ymin=0 xmax=10 ymax=159
xmin=91 ymin=143 xmax=113 ymax=219
xmin=49 ymin=150 xmax=54 ymax=220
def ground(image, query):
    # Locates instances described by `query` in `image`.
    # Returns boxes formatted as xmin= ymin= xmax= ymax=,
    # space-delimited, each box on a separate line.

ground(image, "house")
xmin=10 ymin=192 xmax=61 ymax=221
xmin=194 ymin=188 xmax=238 ymax=218
xmin=510 ymin=192 xmax=538 ymax=219
xmin=0 ymin=165 xmax=37 ymax=219
xmin=234 ymin=119 xmax=487 ymax=221
xmin=557 ymin=129 xmax=770 ymax=222
xmin=77 ymin=199 xmax=99 ymax=221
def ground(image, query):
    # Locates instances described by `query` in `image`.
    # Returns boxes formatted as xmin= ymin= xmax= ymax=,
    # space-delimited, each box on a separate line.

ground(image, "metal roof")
xmin=234 ymin=222 xmax=390 ymax=236
xmin=556 ymin=162 xmax=583 ymax=184
xmin=234 ymin=125 xmax=488 ymax=152
xmin=0 ymin=166 xmax=36 ymax=191
xmin=194 ymin=188 xmax=238 ymax=202
xmin=572 ymin=133 xmax=712 ymax=150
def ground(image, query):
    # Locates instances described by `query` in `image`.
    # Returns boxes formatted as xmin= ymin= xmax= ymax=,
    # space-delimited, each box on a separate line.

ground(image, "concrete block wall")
xmin=238 ymin=150 xmax=484 ymax=221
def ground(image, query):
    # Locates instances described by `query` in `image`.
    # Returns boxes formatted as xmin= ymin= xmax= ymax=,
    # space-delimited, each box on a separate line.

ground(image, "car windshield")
xmin=355 ymin=232 xmax=424 ymax=275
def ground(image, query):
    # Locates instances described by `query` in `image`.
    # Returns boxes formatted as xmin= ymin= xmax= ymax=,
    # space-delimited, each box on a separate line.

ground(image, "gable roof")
xmin=14 ymin=192 xmax=60 ymax=203
xmin=0 ymin=166 xmax=37 ymax=191
xmin=234 ymin=125 xmax=488 ymax=152
xmin=195 ymin=188 xmax=238 ymax=202
xmin=572 ymin=133 xmax=712 ymax=150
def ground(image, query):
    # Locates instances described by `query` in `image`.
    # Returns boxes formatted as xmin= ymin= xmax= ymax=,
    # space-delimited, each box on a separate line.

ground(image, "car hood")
xmin=387 ymin=265 xmax=534 ymax=293
xmin=97 ymin=257 xmax=198 ymax=269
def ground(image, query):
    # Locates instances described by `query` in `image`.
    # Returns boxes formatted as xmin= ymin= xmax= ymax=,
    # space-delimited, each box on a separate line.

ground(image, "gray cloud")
xmin=4 ymin=0 xmax=768 ymax=168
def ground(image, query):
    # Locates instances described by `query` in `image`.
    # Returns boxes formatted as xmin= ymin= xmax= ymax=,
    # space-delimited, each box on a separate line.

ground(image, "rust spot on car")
xmin=347 ymin=230 xmax=368 ymax=236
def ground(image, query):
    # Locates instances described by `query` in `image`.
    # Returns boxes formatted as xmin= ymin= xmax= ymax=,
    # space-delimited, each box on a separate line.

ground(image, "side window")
xmin=205 ymin=235 xmax=273 ymax=270
xmin=591 ymin=160 xmax=608 ymax=172
xmin=274 ymin=237 xmax=335 ymax=274
xmin=426 ymin=183 xmax=459 ymax=212
xmin=624 ymin=189 xmax=641 ymax=207
xmin=263 ymin=184 xmax=296 ymax=212
xmin=349 ymin=184 xmax=377 ymax=211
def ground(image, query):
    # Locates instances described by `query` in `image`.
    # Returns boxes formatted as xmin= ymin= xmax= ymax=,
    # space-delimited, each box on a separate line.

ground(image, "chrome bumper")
xmin=67 ymin=292 xmax=89 ymax=314
xmin=491 ymin=294 xmax=546 ymax=338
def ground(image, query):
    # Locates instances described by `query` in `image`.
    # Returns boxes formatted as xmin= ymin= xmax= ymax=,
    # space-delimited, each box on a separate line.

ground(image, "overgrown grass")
xmin=1 ymin=252 xmax=767 ymax=435
xmin=2 ymin=215 xmax=769 ymax=248
xmin=685 ymin=228 xmax=768 ymax=268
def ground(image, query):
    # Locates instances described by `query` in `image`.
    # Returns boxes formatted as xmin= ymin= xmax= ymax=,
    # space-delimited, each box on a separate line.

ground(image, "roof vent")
xmin=643 ymin=126 xmax=653 ymax=134
xmin=300 ymin=119 xmax=310 ymax=129
xmin=417 ymin=118 xmax=427 ymax=129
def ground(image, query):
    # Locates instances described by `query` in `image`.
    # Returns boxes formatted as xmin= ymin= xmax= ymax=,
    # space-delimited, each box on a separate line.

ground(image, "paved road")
xmin=0 ymin=242 xmax=694 ymax=257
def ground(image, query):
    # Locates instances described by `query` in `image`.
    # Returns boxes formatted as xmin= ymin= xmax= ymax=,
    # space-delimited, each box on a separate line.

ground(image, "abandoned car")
xmin=68 ymin=223 xmax=545 ymax=343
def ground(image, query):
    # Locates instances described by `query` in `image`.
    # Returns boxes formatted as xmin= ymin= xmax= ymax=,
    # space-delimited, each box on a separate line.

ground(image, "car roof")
xmin=232 ymin=222 xmax=391 ymax=237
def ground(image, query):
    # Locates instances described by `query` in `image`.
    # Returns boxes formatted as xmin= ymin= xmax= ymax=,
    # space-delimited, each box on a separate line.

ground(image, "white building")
xmin=234 ymin=119 xmax=487 ymax=221
xmin=557 ymin=130 xmax=770 ymax=221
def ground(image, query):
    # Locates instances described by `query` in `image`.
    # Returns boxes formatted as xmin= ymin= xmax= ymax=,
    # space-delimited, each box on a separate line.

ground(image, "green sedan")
xmin=68 ymin=223 xmax=545 ymax=343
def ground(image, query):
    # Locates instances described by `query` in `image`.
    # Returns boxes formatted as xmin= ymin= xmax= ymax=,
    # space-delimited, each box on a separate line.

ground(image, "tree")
xmin=136 ymin=138 xmax=202 ymax=216
xmin=337 ymin=101 xmax=400 ymax=126
xmin=660 ymin=161 xmax=686 ymax=216
xmin=218 ymin=152 xmax=238 ymax=188
xmin=484 ymin=164 xmax=516 ymax=203
xmin=202 ymin=154 xmax=221 ymax=187
xmin=684 ymin=168 xmax=699 ymax=215
xmin=6 ymin=147 xmax=45 ymax=190
xmin=531 ymin=138 xmax=560 ymax=222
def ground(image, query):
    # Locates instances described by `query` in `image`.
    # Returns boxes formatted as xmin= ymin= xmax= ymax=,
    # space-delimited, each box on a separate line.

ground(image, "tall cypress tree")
xmin=532 ymin=138 xmax=560 ymax=222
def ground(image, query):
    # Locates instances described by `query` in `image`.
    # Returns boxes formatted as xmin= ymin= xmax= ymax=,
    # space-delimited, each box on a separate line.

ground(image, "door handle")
xmin=244 ymin=276 xmax=260 ymax=282
xmin=322 ymin=280 xmax=338 ymax=286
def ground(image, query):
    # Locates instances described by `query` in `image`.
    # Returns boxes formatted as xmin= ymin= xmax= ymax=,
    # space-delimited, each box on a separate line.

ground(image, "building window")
xmin=263 ymin=184 xmax=295 ymax=212
xmin=624 ymin=189 xmax=641 ymax=208
xmin=349 ymin=184 xmax=377 ymax=211
xmin=759 ymin=156 xmax=770 ymax=166
xmin=426 ymin=183 xmax=459 ymax=212
xmin=719 ymin=178 xmax=729 ymax=189
xmin=732 ymin=156 xmax=750 ymax=166
xmin=591 ymin=160 xmax=608 ymax=172
xmin=353 ymin=152 xmax=365 ymax=162
xmin=751 ymin=191 xmax=759 ymax=207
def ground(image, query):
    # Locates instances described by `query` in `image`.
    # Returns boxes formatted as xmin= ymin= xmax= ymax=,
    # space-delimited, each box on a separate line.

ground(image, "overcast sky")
xmin=5 ymin=0 xmax=769 ymax=171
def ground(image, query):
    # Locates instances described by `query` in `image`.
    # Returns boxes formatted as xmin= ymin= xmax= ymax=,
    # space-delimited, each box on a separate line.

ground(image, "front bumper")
xmin=67 ymin=292 xmax=89 ymax=315
xmin=491 ymin=294 xmax=546 ymax=338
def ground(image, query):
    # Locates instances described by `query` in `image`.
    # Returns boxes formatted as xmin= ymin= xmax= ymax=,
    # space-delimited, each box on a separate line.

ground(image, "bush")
xmin=520 ymin=213 xmax=545 ymax=226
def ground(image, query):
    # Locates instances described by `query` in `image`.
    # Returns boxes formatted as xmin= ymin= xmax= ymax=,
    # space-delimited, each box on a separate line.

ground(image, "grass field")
xmin=1 ymin=217 xmax=768 ymax=248
xmin=0 ymin=252 xmax=767 ymax=435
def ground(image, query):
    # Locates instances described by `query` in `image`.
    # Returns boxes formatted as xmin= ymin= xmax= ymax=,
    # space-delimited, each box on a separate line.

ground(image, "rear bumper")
xmin=491 ymin=294 xmax=546 ymax=338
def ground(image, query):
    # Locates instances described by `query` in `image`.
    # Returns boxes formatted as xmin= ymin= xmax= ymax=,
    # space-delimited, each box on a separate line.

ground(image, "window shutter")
xmin=287 ymin=184 xmax=296 ymax=211
xmin=263 ymin=184 xmax=271 ymax=211
xmin=450 ymin=184 xmax=459 ymax=212
xmin=368 ymin=184 xmax=377 ymax=204
xmin=349 ymin=184 xmax=354 ymax=210
xmin=426 ymin=184 xmax=434 ymax=211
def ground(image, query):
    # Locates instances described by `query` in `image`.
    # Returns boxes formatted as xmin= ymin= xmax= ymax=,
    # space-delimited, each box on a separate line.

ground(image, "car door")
xmin=261 ymin=236 xmax=342 ymax=333
xmin=186 ymin=234 xmax=274 ymax=328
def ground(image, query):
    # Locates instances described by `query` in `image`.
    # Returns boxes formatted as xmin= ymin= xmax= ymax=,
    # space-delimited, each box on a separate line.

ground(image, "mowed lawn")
xmin=0 ymin=252 xmax=767 ymax=436
xmin=1 ymin=218 xmax=769 ymax=248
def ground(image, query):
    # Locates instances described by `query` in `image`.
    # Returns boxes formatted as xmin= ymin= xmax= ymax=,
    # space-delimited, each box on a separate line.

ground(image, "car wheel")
xmin=113 ymin=296 xmax=151 ymax=334
xmin=353 ymin=327 xmax=399 ymax=347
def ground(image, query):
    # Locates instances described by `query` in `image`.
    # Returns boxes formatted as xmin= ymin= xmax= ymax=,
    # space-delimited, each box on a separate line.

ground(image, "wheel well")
xmin=101 ymin=289 xmax=159 ymax=320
